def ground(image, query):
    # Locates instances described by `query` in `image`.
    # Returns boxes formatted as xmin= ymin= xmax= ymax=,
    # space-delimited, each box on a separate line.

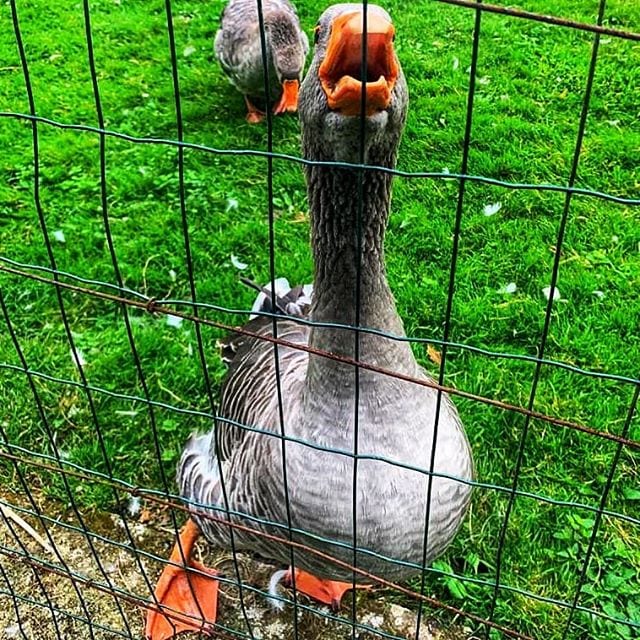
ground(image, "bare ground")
xmin=0 ymin=486 xmax=473 ymax=640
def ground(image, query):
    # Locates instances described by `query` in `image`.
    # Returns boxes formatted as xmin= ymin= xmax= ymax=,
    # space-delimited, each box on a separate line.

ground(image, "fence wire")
xmin=1 ymin=0 xmax=639 ymax=640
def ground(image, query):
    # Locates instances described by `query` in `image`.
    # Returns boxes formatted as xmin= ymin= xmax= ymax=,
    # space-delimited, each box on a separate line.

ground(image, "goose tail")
xmin=218 ymin=277 xmax=313 ymax=364
xmin=241 ymin=276 xmax=313 ymax=319
xmin=266 ymin=569 xmax=289 ymax=611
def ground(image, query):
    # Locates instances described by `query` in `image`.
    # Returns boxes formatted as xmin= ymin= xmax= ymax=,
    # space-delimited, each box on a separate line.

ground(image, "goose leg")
xmin=284 ymin=567 xmax=372 ymax=612
xmin=244 ymin=96 xmax=265 ymax=124
xmin=145 ymin=519 xmax=219 ymax=640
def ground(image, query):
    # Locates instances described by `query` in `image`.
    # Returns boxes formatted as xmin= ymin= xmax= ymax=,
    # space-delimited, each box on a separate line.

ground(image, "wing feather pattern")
xmin=215 ymin=307 xmax=310 ymax=463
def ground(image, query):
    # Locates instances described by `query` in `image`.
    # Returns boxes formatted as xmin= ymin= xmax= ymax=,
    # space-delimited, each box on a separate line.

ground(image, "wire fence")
xmin=1 ymin=0 xmax=639 ymax=639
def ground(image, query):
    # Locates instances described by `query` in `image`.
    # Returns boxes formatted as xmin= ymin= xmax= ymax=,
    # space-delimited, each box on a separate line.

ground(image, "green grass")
xmin=1 ymin=0 xmax=639 ymax=638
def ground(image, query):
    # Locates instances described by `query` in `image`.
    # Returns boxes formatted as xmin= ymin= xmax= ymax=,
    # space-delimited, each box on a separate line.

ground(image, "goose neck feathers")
xmin=298 ymin=4 xmax=408 ymax=347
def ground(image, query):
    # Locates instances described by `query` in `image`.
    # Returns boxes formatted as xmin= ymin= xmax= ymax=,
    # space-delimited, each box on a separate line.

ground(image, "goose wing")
xmin=215 ymin=314 xmax=310 ymax=462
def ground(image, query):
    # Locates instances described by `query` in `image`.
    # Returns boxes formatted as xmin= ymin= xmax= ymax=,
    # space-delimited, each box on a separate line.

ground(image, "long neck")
xmin=303 ymin=161 xmax=417 ymax=377
xmin=308 ymin=164 xmax=392 ymax=322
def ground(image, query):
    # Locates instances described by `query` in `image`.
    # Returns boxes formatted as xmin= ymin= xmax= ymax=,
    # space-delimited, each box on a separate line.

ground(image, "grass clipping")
xmin=0 ymin=488 xmax=468 ymax=640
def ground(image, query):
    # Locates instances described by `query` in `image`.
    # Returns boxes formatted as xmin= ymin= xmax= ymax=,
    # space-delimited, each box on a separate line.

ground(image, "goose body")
xmin=180 ymin=3 xmax=473 ymax=584
xmin=146 ymin=7 xmax=473 ymax=635
xmin=181 ymin=309 xmax=472 ymax=581
xmin=214 ymin=0 xmax=308 ymax=122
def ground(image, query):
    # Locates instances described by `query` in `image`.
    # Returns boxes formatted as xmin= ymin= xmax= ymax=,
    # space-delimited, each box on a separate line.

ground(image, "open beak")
xmin=273 ymin=79 xmax=300 ymax=114
xmin=318 ymin=10 xmax=398 ymax=117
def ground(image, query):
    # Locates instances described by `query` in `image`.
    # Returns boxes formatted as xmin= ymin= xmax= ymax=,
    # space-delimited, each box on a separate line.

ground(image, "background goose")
xmin=146 ymin=4 xmax=473 ymax=638
xmin=215 ymin=0 xmax=309 ymax=123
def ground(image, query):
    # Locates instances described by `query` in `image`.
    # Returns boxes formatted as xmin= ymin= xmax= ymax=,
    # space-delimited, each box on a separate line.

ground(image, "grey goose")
xmin=146 ymin=4 xmax=473 ymax=638
xmin=214 ymin=0 xmax=309 ymax=122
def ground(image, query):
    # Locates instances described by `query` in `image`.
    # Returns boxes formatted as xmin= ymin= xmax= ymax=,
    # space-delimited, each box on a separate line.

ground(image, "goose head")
xmin=299 ymin=3 xmax=408 ymax=164
xmin=265 ymin=10 xmax=310 ymax=114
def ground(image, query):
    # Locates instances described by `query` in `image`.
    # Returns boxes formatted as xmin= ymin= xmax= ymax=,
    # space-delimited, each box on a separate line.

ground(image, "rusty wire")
xmin=2 ymin=261 xmax=638 ymax=452
xmin=2 ymin=1 xmax=639 ymax=639
xmin=432 ymin=0 xmax=640 ymax=42
xmin=1 ymin=444 xmax=638 ymax=637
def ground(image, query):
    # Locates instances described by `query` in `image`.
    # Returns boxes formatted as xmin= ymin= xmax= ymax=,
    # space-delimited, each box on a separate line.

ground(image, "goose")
xmin=214 ymin=0 xmax=309 ymax=123
xmin=146 ymin=4 xmax=473 ymax=638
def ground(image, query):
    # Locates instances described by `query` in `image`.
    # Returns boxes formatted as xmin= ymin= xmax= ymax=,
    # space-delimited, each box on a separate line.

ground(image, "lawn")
xmin=0 ymin=0 xmax=639 ymax=639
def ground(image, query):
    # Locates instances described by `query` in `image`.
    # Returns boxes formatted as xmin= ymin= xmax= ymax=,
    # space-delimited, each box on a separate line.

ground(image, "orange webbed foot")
xmin=281 ymin=568 xmax=372 ymax=612
xmin=145 ymin=520 xmax=219 ymax=640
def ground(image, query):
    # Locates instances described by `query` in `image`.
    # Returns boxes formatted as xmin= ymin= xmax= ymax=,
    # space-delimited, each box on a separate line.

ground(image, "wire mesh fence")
xmin=1 ymin=0 xmax=639 ymax=639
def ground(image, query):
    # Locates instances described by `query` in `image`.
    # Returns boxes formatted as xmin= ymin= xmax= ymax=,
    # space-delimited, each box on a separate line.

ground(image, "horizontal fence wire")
xmin=0 ymin=456 xmax=638 ymax=637
xmin=3 ymin=432 xmax=640 ymax=538
xmin=1 ymin=262 xmax=638 ymax=452
xmin=1 ymin=341 xmax=638 ymax=637
xmin=1 ymin=0 xmax=639 ymax=639
xmin=2 ymin=459 xmax=638 ymax=639
xmin=1 ymin=261 xmax=639 ymax=632
xmin=431 ymin=0 xmax=640 ymax=41
xmin=0 ymin=493 xmax=629 ymax=637
xmin=0 ymin=545 xmax=482 ymax=640
xmin=0 ymin=256 xmax=640 ymax=390
xmin=1 ymin=112 xmax=639 ymax=206
xmin=2 ymin=255 xmax=640 ymax=388
xmin=0 ymin=587 xmax=131 ymax=640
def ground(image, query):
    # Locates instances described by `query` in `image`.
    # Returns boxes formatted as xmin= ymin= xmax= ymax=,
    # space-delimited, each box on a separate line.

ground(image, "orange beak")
xmin=318 ymin=10 xmax=398 ymax=116
xmin=273 ymin=79 xmax=300 ymax=114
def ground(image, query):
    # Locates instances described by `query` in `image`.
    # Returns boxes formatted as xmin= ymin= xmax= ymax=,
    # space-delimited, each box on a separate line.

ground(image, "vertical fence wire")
xmin=486 ymin=1 xmax=608 ymax=633
xmin=78 ymin=0 xmax=200 ymax=633
xmin=351 ymin=1 xmax=370 ymax=637
xmin=7 ymin=2 xmax=137 ymax=636
xmin=81 ymin=0 xmax=164 ymax=625
xmin=560 ymin=383 xmax=640 ymax=638
xmin=0 ymin=559 xmax=28 ymax=640
xmin=415 ymin=1 xmax=483 ymax=637
xmin=163 ymin=1 xmax=257 ymax=636
xmin=255 ymin=0 xmax=302 ymax=635
xmin=0 ymin=509 xmax=57 ymax=639
xmin=0 ymin=290 xmax=98 ymax=640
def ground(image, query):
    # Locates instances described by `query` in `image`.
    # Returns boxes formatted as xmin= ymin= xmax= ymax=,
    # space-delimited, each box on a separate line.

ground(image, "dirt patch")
xmin=0 ymin=487 xmax=472 ymax=640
